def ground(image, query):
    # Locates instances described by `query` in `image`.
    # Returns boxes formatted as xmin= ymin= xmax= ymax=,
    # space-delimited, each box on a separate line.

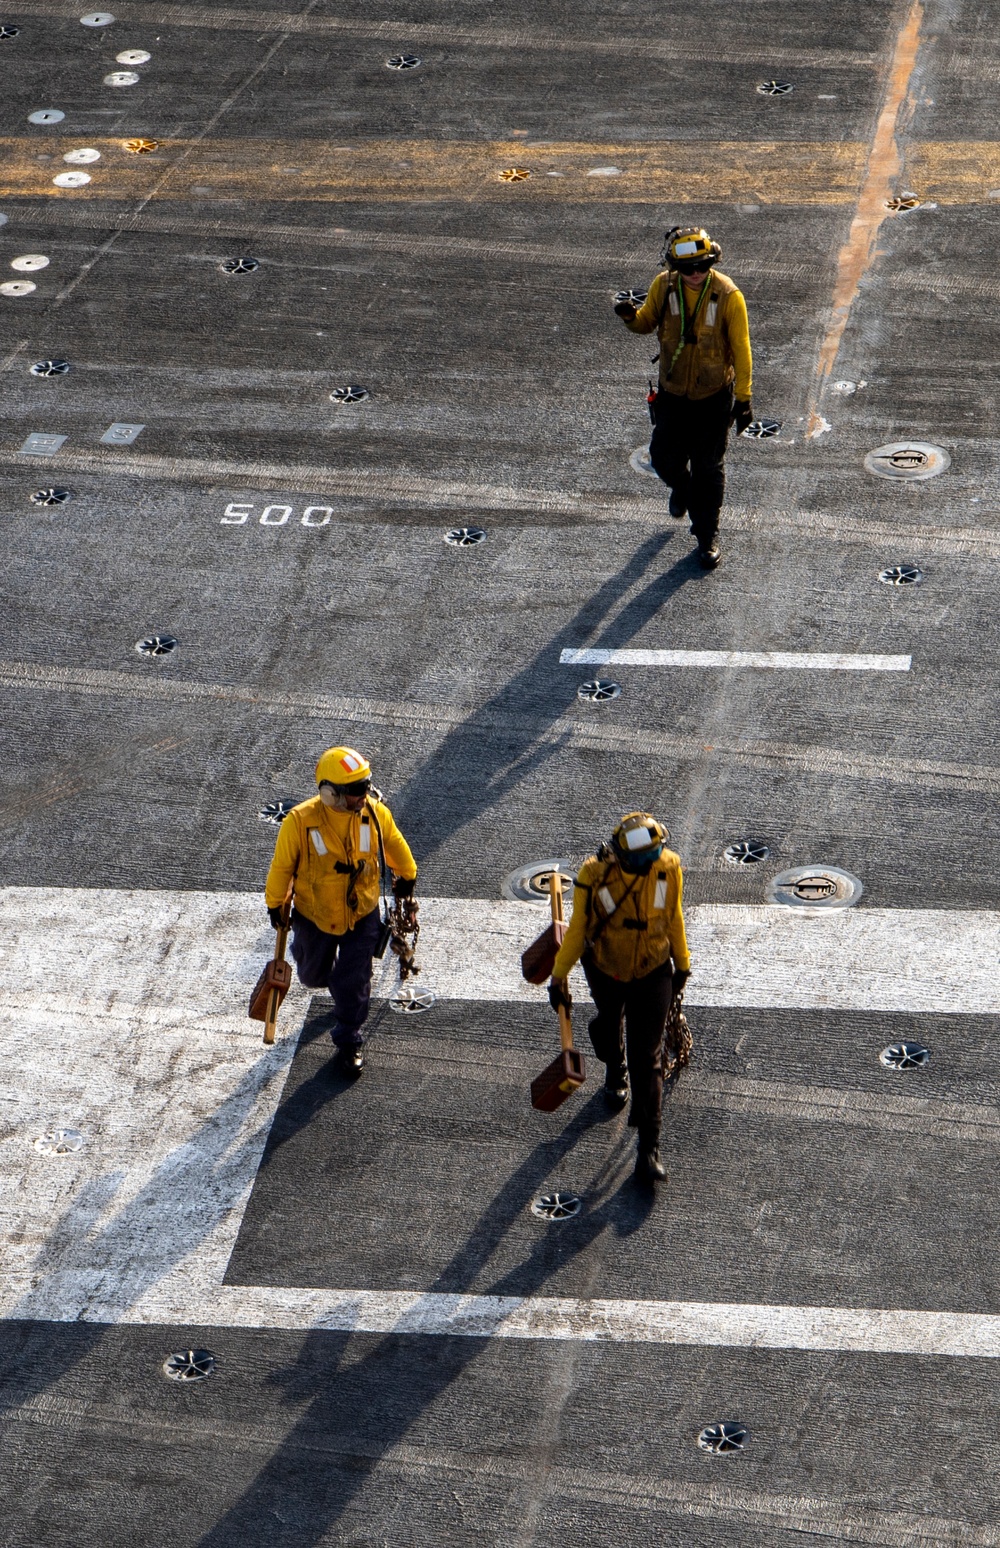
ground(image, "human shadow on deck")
xmin=198 ymin=1095 xmax=656 ymax=1548
xmin=394 ymin=531 xmax=696 ymax=859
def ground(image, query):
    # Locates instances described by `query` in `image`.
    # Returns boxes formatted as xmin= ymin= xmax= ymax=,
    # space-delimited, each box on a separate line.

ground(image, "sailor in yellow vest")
xmin=265 ymin=746 xmax=417 ymax=1075
xmin=548 ymin=814 xmax=690 ymax=1184
xmin=615 ymin=225 xmax=753 ymax=570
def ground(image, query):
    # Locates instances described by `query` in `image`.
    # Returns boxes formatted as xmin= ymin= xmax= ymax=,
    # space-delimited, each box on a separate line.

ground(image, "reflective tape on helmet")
xmin=597 ymin=886 xmax=616 ymax=915
xmin=309 ymin=829 xmax=327 ymax=856
xmin=340 ymin=750 xmax=365 ymax=773
xmin=674 ymin=239 xmax=699 ymax=256
xmin=654 ymin=878 xmax=667 ymax=910
xmin=625 ymin=826 xmax=654 ymax=851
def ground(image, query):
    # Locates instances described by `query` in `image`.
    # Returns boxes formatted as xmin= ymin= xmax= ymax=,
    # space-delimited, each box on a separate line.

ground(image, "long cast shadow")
xmin=198 ymin=1095 xmax=658 ymax=1547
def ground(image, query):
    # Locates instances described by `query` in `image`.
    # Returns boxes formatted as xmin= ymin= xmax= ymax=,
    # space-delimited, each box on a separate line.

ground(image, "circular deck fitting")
xmin=0 ymin=280 xmax=37 ymax=295
xmin=577 ymin=678 xmax=621 ymax=703
xmin=163 ymin=1349 xmax=215 ymax=1382
xmin=614 ymin=288 xmax=647 ymax=307
xmin=832 ymin=379 xmax=865 ymax=394
xmin=31 ymin=487 xmax=73 ymax=505
xmin=389 ymin=986 xmax=437 ymax=1014
xmin=220 ymin=257 xmax=259 ymax=274
xmin=878 ymin=564 xmax=923 ymax=586
xmin=629 ymin=445 xmax=659 ymax=478
xmin=30 ymin=358 xmax=69 ymax=375
xmin=80 ymin=10 xmax=115 ymax=23
xmin=0 ymin=24 xmax=20 ymax=36
xmin=757 ymin=79 xmax=793 ymax=94
xmin=444 ymin=525 xmax=487 ymax=546
xmin=329 ymin=384 xmax=369 ymax=404
xmin=53 ymin=171 xmax=91 ymax=187
xmin=116 ymin=47 xmax=150 ymax=63
xmin=531 ymin=1192 xmax=582 ymax=1221
xmin=104 ymin=69 xmax=138 ymax=85
xmin=724 ymin=840 xmax=770 ymax=866
xmin=502 ymin=860 xmax=574 ymax=905
xmin=28 ymin=109 xmax=65 ymax=124
xmin=865 ymin=441 xmax=949 ymax=481
xmin=125 ymin=137 xmax=159 ymax=153
xmin=135 ymin=634 xmax=178 ymax=657
xmin=880 ymin=1042 xmax=930 ymax=1070
xmin=499 ymin=167 xmax=530 ymax=182
xmin=258 ymin=799 xmax=294 ymax=825
xmin=698 ymin=1422 xmax=748 ymax=1454
xmin=13 ymin=256 xmax=50 ymax=273
xmin=741 ymin=418 xmax=782 ymax=438
xmin=767 ymin=865 xmax=863 ymax=909
xmin=34 ymin=1128 xmax=84 ymax=1155
xmin=63 ymin=148 xmax=101 ymax=165
xmin=886 ymin=194 xmax=920 ymax=212
xmin=386 ymin=53 xmax=421 ymax=68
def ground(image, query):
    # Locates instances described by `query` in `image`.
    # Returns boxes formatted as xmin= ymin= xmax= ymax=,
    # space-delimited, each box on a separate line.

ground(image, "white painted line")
xmin=561 ymin=647 xmax=912 ymax=672
xmin=2 ymin=887 xmax=1000 ymax=1345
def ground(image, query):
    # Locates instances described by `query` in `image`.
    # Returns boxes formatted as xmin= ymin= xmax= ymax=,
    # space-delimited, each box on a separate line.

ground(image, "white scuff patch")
xmin=587 ymin=166 xmax=621 ymax=176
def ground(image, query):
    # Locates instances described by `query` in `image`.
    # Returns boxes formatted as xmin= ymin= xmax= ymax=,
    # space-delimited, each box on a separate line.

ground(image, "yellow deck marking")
xmin=807 ymin=1 xmax=924 ymax=433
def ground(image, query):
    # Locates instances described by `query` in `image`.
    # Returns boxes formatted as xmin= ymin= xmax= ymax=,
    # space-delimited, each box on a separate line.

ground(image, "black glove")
xmin=393 ymin=876 xmax=415 ymax=898
xmin=614 ymin=301 xmax=637 ymax=320
xmin=267 ymin=905 xmax=285 ymax=929
xmin=548 ymin=978 xmax=572 ymax=1013
xmin=732 ymin=399 xmax=753 ymax=434
xmin=672 ymin=968 xmax=690 ymax=998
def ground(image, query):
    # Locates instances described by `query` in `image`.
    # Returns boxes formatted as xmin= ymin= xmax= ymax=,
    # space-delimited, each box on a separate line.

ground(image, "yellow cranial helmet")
xmin=315 ymin=745 xmax=372 ymax=789
xmin=662 ymin=225 xmax=722 ymax=272
xmin=611 ymin=812 xmax=669 ymax=873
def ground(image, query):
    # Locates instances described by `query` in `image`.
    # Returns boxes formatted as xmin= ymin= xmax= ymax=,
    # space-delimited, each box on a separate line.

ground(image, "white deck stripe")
xmin=561 ymin=647 xmax=912 ymax=671
xmin=2 ymin=886 xmax=999 ymax=1347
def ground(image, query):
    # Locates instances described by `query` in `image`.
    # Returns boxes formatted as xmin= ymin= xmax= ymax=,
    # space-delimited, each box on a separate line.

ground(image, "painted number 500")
xmin=221 ymin=503 xmax=333 ymax=527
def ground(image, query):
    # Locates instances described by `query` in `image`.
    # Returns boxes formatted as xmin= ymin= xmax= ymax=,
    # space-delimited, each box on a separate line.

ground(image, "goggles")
xmin=319 ymin=776 xmax=371 ymax=798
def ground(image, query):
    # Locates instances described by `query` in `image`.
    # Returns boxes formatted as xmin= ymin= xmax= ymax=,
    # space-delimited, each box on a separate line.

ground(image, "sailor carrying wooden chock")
xmin=546 ymin=813 xmax=692 ymax=1185
xmin=258 ymin=746 xmax=418 ymax=1074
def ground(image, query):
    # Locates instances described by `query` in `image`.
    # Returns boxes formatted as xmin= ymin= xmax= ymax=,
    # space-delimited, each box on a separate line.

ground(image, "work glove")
xmin=672 ymin=968 xmax=690 ymax=999
xmin=614 ymin=301 xmax=637 ymax=320
xmin=393 ymin=876 xmax=416 ymax=898
xmin=548 ymin=978 xmax=573 ymax=1013
xmin=267 ymin=905 xmax=285 ymax=930
xmin=732 ymin=399 xmax=754 ymax=435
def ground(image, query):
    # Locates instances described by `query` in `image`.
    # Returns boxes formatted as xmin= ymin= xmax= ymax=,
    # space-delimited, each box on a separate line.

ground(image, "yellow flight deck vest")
xmin=655 ymin=269 xmax=739 ymax=400
xmin=265 ymin=795 xmax=416 ymax=936
xmin=552 ymin=849 xmax=690 ymax=983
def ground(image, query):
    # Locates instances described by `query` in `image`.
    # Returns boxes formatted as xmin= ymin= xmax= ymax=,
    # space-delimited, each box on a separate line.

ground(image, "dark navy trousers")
xmin=648 ymin=384 xmax=733 ymax=549
xmin=289 ymin=907 xmax=382 ymax=1047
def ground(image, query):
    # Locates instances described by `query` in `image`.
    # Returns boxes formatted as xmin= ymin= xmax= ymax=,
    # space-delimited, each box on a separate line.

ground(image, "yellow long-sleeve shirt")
xmin=552 ymin=851 xmax=691 ymax=983
xmin=265 ymin=795 xmax=416 ymax=935
xmin=624 ymin=268 xmax=752 ymax=401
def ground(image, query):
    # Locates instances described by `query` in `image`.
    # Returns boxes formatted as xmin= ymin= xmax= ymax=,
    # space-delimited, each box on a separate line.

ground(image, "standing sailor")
xmin=264 ymin=746 xmax=418 ymax=1074
xmin=547 ymin=813 xmax=690 ymax=1183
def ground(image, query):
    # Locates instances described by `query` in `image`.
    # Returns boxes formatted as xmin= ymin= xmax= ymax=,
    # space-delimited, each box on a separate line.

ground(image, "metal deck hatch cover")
xmin=80 ymin=11 xmax=115 ymax=23
xmin=629 ymin=445 xmax=659 ymax=478
xmin=12 ymin=254 xmax=49 ymax=271
xmin=126 ymin=137 xmax=158 ymax=152
xmin=499 ymin=167 xmax=530 ymax=181
xmin=104 ymin=69 xmax=139 ymax=85
xmin=578 ymin=678 xmax=621 ymax=702
xmin=34 ymin=1129 xmax=84 ymax=1155
xmin=136 ymin=634 xmax=178 ymax=656
xmin=116 ymin=48 xmax=150 ymax=63
xmin=886 ymin=194 xmax=920 ymax=212
xmin=881 ymin=1042 xmax=930 ymax=1070
xmin=386 ymin=53 xmax=420 ymax=67
xmin=329 ymin=384 xmax=369 ymax=404
xmin=879 ymin=564 xmax=924 ymax=586
xmin=767 ymin=865 xmax=863 ymax=908
xmin=163 ymin=1350 xmax=215 ymax=1382
xmin=502 ymin=860 xmax=574 ymax=904
xmin=389 ymin=986 xmax=436 ymax=1014
xmin=63 ymin=147 xmax=100 ymax=164
xmin=259 ymin=799 xmax=295 ymax=824
xmin=0 ymin=24 xmax=20 ymax=36
xmin=531 ymin=1192 xmax=582 ymax=1221
xmin=221 ymin=257 xmax=259 ymax=274
xmin=698 ymin=1422 xmax=748 ymax=1453
xmin=53 ymin=172 xmax=90 ymax=187
xmin=28 ymin=109 xmax=65 ymax=124
xmin=614 ymin=288 xmax=647 ymax=307
xmin=757 ymin=80 xmax=793 ymax=94
xmin=20 ymin=433 xmax=66 ymax=455
xmin=1 ymin=280 xmax=36 ymax=295
xmin=444 ymin=525 xmax=487 ymax=546
xmin=31 ymin=358 xmax=69 ymax=375
xmin=865 ymin=442 xmax=949 ymax=480
xmin=101 ymin=421 xmax=144 ymax=443
xmin=31 ymin=487 xmax=73 ymax=504
xmin=741 ymin=419 xmax=782 ymax=438
xmin=724 ymin=840 xmax=770 ymax=865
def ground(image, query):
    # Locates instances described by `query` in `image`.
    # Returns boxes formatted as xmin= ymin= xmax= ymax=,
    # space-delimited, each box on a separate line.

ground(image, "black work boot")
xmin=668 ymin=492 xmax=687 ymax=519
xmin=698 ymin=543 xmax=722 ymax=569
xmin=634 ymin=1139 xmax=667 ymax=1184
xmin=338 ymin=1044 xmax=365 ymax=1077
xmin=603 ymin=1065 xmax=629 ymax=1111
